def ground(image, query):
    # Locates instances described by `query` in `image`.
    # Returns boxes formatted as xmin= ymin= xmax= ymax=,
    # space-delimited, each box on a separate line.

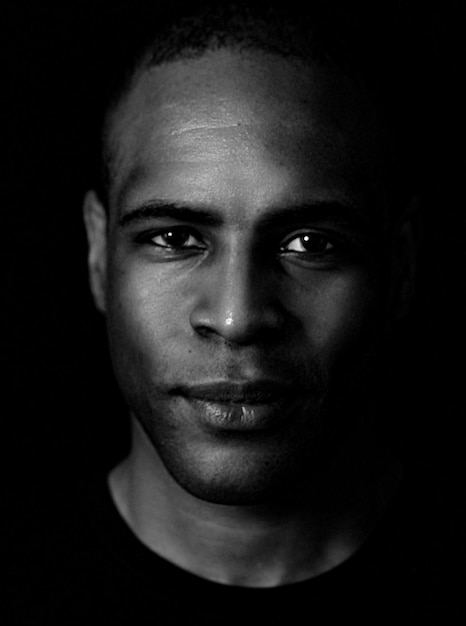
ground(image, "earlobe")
xmin=83 ymin=190 xmax=108 ymax=313
xmin=391 ymin=196 xmax=422 ymax=320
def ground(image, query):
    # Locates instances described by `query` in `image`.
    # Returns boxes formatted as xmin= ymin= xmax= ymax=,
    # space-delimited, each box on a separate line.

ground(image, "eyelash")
xmin=136 ymin=226 xmax=344 ymax=263
xmin=279 ymin=231 xmax=336 ymax=257
xmin=146 ymin=228 xmax=205 ymax=250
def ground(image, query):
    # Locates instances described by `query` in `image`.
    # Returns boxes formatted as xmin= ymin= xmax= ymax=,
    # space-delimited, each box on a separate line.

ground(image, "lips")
xmin=176 ymin=380 xmax=297 ymax=403
xmin=173 ymin=381 xmax=301 ymax=431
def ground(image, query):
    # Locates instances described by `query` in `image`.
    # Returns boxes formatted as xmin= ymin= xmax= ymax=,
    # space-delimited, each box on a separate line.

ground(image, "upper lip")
xmin=173 ymin=381 xmax=300 ymax=404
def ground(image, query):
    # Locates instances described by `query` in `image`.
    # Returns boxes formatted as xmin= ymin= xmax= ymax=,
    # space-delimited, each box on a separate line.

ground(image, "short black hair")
xmin=88 ymin=0 xmax=434 ymax=208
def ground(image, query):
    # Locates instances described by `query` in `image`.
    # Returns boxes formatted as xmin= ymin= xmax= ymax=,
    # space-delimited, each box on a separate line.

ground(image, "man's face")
xmin=88 ymin=49 xmax=398 ymax=505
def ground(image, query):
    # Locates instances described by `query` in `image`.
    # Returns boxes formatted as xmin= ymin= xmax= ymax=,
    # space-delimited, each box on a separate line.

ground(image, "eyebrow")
xmin=118 ymin=199 xmax=375 ymax=230
xmin=256 ymin=203 xmax=374 ymax=230
xmin=119 ymin=201 xmax=222 ymax=227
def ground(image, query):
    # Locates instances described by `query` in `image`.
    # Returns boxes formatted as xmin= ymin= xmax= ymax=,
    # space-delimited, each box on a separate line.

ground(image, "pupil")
xmin=165 ymin=230 xmax=188 ymax=246
xmin=301 ymin=234 xmax=327 ymax=253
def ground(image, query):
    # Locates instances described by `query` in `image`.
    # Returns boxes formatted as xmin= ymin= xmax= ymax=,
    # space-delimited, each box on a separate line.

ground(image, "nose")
xmin=189 ymin=249 xmax=286 ymax=345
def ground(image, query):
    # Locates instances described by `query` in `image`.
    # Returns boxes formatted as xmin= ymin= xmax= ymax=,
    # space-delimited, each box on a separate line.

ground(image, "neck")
xmin=109 ymin=418 xmax=401 ymax=588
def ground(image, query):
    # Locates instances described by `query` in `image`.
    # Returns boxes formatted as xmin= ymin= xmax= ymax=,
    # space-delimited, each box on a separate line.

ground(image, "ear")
xmin=83 ymin=190 xmax=108 ymax=313
xmin=390 ymin=195 xmax=422 ymax=320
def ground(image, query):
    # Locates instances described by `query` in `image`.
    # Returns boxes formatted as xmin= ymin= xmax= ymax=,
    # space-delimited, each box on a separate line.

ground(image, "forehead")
xmin=108 ymin=48 xmax=386 ymax=215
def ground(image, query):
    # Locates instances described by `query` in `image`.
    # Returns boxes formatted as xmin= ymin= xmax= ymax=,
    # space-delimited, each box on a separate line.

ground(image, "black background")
xmin=2 ymin=1 xmax=465 ymax=521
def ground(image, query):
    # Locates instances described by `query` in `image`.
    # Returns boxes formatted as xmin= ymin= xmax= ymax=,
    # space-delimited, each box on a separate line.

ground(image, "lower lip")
xmin=184 ymin=397 xmax=287 ymax=432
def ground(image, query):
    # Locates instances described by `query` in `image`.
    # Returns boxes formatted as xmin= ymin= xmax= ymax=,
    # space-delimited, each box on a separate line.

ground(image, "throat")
xmin=108 ymin=429 xmax=400 ymax=588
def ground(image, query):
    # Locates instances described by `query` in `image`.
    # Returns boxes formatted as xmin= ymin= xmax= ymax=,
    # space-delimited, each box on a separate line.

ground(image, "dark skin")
xmin=84 ymin=48 xmax=416 ymax=587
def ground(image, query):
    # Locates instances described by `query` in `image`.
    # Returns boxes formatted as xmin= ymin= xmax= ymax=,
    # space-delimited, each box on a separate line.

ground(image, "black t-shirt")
xmin=2 ymin=473 xmax=462 ymax=624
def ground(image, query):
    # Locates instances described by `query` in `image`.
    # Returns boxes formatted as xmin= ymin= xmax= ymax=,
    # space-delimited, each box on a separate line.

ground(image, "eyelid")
xmin=280 ymin=228 xmax=334 ymax=248
xmin=136 ymin=225 xmax=206 ymax=248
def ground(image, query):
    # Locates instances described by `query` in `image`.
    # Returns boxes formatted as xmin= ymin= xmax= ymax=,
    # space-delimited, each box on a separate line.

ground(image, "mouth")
xmin=172 ymin=381 xmax=301 ymax=432
xmin=174 ymin=380 xmax=299 ymax=403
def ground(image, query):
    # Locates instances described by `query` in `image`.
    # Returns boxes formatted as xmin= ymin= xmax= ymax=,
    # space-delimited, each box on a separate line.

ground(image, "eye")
xmin=149 ymin=227 xmax=204 ymax=249
xmin=280 ymin=232 xmax=334 ymax=256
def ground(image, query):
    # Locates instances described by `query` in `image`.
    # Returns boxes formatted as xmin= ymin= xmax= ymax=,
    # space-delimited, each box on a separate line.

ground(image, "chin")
xmin=157 ymin=436 xmax=319 ymax=506
xmin=168 ymin=465 xmax=296 ymax=506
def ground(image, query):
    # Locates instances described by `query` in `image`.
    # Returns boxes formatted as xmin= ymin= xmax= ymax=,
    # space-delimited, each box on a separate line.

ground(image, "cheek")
xmin=288 ymin=270 xmax=382 ymax=358
xmin=106 ymin=262 xmax=189 ymax=371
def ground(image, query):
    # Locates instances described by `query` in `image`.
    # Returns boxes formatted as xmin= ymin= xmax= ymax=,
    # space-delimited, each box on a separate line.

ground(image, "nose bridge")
xmin=190 ymin=237 xmax=283 ymax=343
xmin=218 ymin=244 xmax=255 ymax=328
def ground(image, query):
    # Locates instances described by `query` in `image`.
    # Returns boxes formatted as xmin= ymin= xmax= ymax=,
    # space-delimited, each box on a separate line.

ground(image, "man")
xmin=4 ymin=1 xmax=461 ymax=622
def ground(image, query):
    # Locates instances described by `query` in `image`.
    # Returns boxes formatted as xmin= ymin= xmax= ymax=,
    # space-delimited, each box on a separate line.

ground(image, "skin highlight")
xmin=84 ymin=47 xmax=414 ymax=587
